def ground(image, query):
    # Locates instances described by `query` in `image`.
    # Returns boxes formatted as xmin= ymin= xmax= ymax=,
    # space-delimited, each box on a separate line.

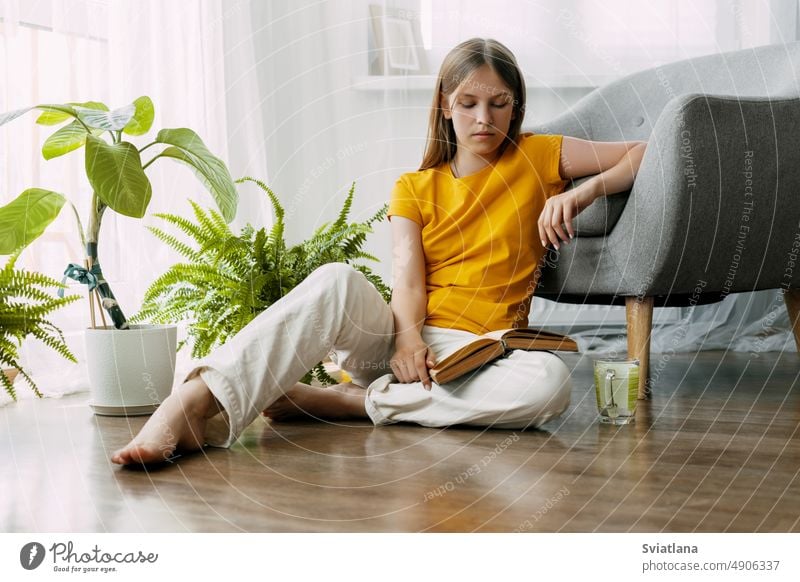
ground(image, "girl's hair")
xmin=419 ymin=38 xmax=526 ymax=171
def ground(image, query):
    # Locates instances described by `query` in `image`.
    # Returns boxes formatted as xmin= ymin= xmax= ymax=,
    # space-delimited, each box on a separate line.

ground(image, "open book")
xmin=429 ymin=327 xmax=578 ymax=385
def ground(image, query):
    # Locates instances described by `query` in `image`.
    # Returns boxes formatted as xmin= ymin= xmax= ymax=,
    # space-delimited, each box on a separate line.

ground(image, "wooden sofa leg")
xmin=626 ymin=296 xmax=654 ymax=400
xmin=783 ymin=288 xmax=800 ymax=352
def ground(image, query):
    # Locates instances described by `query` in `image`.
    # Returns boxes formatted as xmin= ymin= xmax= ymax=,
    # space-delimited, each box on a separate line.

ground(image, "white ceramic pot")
xmin=84 ymin=324 xmax=177 ymax=416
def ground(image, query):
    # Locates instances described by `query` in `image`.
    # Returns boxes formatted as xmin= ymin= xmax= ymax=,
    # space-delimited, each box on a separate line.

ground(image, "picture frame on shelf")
xmin=368 ymin=4 xmax=428 ymax=76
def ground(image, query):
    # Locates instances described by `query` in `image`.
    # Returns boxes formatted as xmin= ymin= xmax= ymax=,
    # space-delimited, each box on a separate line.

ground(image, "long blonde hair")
xmin=419 ymin=38 xmax=526 ymax=171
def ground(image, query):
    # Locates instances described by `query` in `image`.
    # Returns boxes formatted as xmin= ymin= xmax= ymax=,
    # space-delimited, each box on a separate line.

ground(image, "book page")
xmin=432 ymin=338 xmax=497 ymax=369
xmin=506 ymin=327 xmax=567 ymax=340
xmin=483 ymin=327 xmax=578 ymax=352
xmin=483 ymin=328 xmax=514 ymax=341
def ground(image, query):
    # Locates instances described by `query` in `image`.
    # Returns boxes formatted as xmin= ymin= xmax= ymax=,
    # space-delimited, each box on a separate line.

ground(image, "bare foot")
xmin=262 ymin=382 xmax=367 ymax=421
xmin=110 ymin=377 xmax=222 ymax=466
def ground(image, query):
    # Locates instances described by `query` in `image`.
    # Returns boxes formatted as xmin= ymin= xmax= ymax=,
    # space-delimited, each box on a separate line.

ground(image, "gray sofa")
xmin=527 ymin=41 xmax=800 ymax=398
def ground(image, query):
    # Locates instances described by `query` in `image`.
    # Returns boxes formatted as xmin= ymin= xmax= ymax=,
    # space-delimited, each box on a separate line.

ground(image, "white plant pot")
xmin=84 ymin=324 xmax=177 ymax=416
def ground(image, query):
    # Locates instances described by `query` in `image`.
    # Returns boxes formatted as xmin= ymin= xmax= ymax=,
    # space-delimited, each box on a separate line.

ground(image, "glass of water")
xmin=593 ymin=358 xmax=640 ymax=425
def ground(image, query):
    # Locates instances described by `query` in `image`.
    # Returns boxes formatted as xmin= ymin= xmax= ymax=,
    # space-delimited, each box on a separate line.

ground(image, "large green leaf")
xmin=75 ymin=103 xmax=135 ymax=131
xmin=25 ymin=105 xmax=78 ymax=125
xmin=36 ymin=101 xmax=108 ymax=125
xmin=122 ymin=96 xmax=155 ymax=136
xmin=0 ymin=102 xmax=108 ymax=129
xmin=0 ymin=189 xmax=66 ymax=254
xmin=42 ymin=120 xmax=103 ymax=160
xmin=85 ymin=136 xmax=152 ymax=218
xmin=155 ymin=128 xmax=237 ymax=222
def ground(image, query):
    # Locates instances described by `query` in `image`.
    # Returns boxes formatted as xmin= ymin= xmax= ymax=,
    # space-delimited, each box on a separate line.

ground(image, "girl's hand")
xmin=537 ymin=184 xmax=599 ymax=250
xmin=390 ymin=337 xmax=437 ymax=390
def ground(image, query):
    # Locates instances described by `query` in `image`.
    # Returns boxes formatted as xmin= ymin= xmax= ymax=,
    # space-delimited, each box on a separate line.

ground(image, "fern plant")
xmin=0 ymin=253 xmax=81 ymax=400
xmin=133 ymin=177 xmax=391 ymax=386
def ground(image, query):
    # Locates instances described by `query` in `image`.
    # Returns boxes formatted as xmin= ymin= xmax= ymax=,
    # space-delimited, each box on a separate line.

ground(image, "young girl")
xmin=112 ymin=38 xmax=646 ymax=466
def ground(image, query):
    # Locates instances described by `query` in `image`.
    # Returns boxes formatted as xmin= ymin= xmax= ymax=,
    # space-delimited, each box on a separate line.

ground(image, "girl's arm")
xmin=538 ymin=137 xmax=647 ymax=249
xmin=389 ymin=216 xmax=436 ymax=389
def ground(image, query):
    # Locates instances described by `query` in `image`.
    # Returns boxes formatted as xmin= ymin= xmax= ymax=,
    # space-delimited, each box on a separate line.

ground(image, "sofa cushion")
xmin=565 ymin=176 xmax=630 ymax=236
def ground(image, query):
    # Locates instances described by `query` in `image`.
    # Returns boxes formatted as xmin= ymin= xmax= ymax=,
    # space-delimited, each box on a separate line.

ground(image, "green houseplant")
xmin=0 ymin=97 xmax=237 ymax=414
xmin=0 ymin=252 xmax=81 ymax=400
xmin=132 ymin=177 xmax=390 ymax=386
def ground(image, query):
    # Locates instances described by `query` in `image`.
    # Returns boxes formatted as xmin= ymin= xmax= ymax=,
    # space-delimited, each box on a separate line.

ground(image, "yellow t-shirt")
xmin=387 ymin=132 xmax=567 ymax=335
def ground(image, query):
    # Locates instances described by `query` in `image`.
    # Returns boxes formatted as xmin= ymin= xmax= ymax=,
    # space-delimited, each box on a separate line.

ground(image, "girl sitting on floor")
xmin=112 ymin=37 xmax=646 ymax=466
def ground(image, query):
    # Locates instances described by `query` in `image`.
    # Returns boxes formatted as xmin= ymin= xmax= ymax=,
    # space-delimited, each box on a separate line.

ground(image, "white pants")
xmin=186 ymin=263 xmax=573 ymax=448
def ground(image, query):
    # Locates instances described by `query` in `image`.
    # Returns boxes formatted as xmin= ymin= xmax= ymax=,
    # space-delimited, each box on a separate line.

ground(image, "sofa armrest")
xmin=609 ymin=93 xmax=800 ymax=296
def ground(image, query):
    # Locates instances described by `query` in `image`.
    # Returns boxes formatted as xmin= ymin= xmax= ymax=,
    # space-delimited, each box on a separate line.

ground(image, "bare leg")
xmin=262 ymin=381 xmax=368 ymax=421
xmin=110 ymin=377 xmax=222 ymax=466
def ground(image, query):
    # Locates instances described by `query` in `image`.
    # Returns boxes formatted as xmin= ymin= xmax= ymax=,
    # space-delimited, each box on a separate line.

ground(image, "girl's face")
xmin=441 ymin=64 xmax=516 ymax=158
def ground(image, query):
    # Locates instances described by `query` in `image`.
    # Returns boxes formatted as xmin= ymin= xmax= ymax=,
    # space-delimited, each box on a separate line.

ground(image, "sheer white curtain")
xmin=240 ymin=0 xmax=403 ymax=282
xmin=1 ymin=0 xmax=112 ymax=402
xmin=0 ymin=0 xmax=268 ymax=403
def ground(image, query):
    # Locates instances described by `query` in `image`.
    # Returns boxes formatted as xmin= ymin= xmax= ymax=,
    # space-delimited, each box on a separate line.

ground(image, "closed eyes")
xmin=460 ymin=103 xmax=509 ymax=109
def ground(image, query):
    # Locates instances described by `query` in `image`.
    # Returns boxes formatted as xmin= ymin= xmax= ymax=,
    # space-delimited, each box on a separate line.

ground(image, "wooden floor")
xmin=2 ymin=350 xmax=799 ymax=532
